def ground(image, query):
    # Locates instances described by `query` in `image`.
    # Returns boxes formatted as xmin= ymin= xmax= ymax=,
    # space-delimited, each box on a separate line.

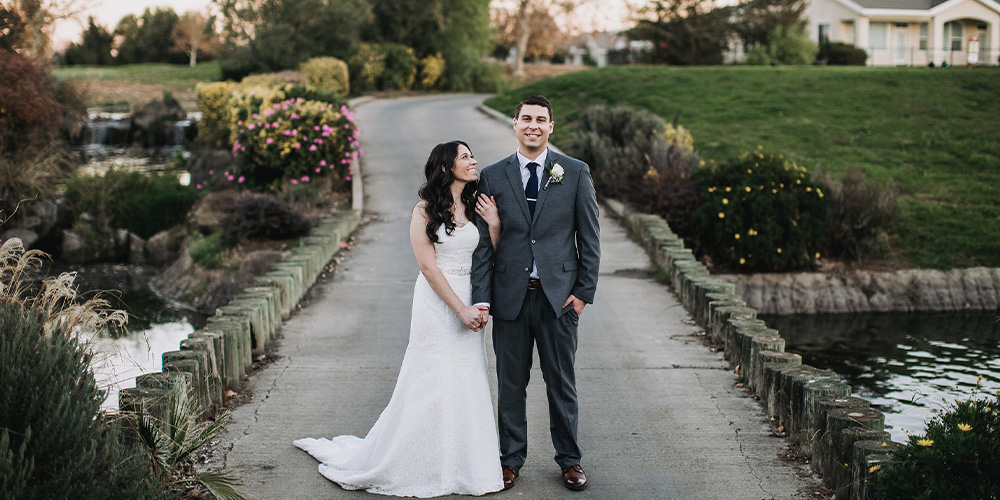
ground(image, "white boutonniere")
xmin=543 ymin=162 xmax=564 ymax=190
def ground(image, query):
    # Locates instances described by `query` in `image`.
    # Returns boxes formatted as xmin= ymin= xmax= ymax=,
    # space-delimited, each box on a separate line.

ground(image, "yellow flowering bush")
xmin=693 ymin=148 xmax=827 ymax=272
xmin=418 ymin=53 xmax=446 ymax=90
xmin=872 ymin=380 xmax=1000 ymax=499
xmin=195 ymin=81 xmax=237 ymax=148
xmin=663 ymin=123 xmax=694 ymax=153
xmin=299 ymin=56 xmax=350 ymax=96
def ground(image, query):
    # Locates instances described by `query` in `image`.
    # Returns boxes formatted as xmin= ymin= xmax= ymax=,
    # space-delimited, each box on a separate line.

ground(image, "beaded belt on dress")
xmin=443 ymin=267 xmax=471 ymax=276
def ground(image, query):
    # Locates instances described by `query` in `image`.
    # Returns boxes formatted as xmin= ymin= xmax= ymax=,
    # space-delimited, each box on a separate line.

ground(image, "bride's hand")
xmin=475 ymin=194 xmax=499 ymax=228
xmin=459 ymin=305 xmax=486 ymax=331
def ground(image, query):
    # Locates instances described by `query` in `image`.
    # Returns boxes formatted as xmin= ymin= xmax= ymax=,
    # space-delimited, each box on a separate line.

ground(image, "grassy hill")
xmin=53 ymin=62 xmax=221 ymax=111
xmin=485 ymin=65 xmax=1000 ymax=269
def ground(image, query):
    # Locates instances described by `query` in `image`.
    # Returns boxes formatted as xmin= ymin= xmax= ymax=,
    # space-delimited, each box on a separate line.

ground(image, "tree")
xmin=733 ymin=0 xmax=807 ymax=49
xmin=112 ymin=14 xmax=140 ymax=64
xmin=213 ymin=0 xmax=372 ymax=79
xmin=113 ymin=8 xmax=184 ymax=65
xmin=628 ymin=0 xmax=733 ymax=65
xmin=15 ymin=0 xmax=94 ymax=59
xmin=493 ymin=5 xmax=564 ymax=62
xmin=0 ymin=5 xmax=27 ymax=52
xmin=63 ymin=16 xmax=113 ymax=65
xmin=171 ymin=11 xmax=220 ymax=67
xmin=438 ymin=0 xmax=494 ymax=90
xmin=493 ymin=0 xmax=583 ymax=76
xmin=365 ymin=0 xmax=445 ymax=56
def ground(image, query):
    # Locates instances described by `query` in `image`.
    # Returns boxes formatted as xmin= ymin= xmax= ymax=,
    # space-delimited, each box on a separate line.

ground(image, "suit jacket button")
xmin=531 ymin=239 xmax=536 ymax=244
xmin=524 ymin=267 xmax=529 ymax=272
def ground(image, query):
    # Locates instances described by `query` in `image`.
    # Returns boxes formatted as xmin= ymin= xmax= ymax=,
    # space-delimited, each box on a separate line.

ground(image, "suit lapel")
xmin=503 ymin=155 xmax=532 ymax=224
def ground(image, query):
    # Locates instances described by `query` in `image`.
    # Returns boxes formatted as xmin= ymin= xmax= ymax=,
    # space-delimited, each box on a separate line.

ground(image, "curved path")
xmin=211 ymin=94 xmax=822 ymax=499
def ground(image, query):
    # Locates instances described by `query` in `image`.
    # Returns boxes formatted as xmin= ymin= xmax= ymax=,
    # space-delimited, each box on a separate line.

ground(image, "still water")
xmin=761 ymin=312 xmax=1000 ymax=443
xmin=50 ymin=265 xmax=206 ymax=411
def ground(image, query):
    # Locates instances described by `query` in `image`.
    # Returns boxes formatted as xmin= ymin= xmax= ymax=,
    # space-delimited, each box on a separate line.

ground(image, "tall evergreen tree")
xmin=629 ymin=0 xmax=733 ymax=66
xmin=63 ymin=16 xmax=113 ymax=65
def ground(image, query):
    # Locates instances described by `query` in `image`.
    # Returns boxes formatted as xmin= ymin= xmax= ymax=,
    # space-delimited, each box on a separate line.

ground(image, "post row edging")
xmin=119 ymin=209 xmax=362 ymax=422
xmin=605 ymin=198 xmax=900 ymax=500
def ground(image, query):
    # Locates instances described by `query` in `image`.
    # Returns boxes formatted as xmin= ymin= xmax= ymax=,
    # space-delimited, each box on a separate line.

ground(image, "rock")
xmin=146 ymin=228 xmax=186 ymax=266
xmin=130 ymin=95 xmax=187 ymax=147
xmin=188 ymin=149 xmax=236 ymax=190
xmin=190 ymin=190 xmax=240 ymax=235
xmin=239 ymin=250 xmax=282 ymax=277
xmin=1 ymin=229 xmax=39 ymax=249
xmin=129 ymin=232 xmax=147 ymax=265
xmin=61 ymin=229 xmax=89 ymax=264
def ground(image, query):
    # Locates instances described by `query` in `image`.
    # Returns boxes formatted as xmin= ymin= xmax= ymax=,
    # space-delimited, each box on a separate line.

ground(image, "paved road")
xmin=212 ymin=94 xmax=822 ymax=499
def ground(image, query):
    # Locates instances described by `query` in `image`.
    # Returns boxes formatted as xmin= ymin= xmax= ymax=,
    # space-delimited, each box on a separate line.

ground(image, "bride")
xmin=294 ymin=140 xmax=504 ymax=497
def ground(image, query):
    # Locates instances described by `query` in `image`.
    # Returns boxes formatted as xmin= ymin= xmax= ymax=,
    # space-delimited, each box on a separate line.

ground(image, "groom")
xmin=472 ymin=94 xmax=600 ymax=491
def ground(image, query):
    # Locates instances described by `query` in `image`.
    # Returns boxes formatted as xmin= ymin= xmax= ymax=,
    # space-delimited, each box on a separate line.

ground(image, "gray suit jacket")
xmin=471 ymin=150 xmax=600 ymax=321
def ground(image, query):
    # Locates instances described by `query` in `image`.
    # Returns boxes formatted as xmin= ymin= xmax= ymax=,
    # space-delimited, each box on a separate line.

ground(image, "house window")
xmin=818 ymin=23 xmax=831 ymax=45
xmin=919 ymin=23 xmax=928 ymax=50
xmin=944 ymin=22 xmax=963 ymax=51
xmin=870 ymin=22 xmax=888 ymax=50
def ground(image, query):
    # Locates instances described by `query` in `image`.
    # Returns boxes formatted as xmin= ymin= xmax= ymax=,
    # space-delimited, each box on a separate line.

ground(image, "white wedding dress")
xmin=294 ymin=222 xmax=504 ymax=497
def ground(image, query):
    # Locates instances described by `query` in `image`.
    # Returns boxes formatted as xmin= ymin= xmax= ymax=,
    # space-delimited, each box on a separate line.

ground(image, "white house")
xmin=804 ymin=0 xmax=1000 ymax=65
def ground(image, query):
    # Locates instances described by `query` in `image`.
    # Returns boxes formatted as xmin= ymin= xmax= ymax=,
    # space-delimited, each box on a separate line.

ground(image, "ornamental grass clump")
xmin=692 ymin=147 xmax=827 ymax=272
xmin=871 ymin=379 xmax=1000 ymax=499
xmin=229 ymin=97 xmax=359 ymax=190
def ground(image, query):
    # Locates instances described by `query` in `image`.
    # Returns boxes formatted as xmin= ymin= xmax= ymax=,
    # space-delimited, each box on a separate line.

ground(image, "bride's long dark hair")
xmin=418 ymin=140 xmax=477 ymax=244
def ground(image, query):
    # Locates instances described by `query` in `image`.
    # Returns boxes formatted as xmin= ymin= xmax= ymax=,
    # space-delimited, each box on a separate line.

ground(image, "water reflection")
xmin=46 ymin=265 xmax=206 ymax=410
xmin=761 ymin=312 xmax=1000 ymax=442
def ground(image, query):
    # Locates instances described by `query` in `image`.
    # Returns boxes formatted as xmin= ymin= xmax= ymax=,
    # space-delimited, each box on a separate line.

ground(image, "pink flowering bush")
xmin=228 ymin=97 xmax=360 ymax=190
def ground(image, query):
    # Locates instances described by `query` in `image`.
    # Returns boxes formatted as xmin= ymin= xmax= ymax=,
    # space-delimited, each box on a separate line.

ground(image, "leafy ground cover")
xmin=485 ymin=65 xmax=1000 ymax=269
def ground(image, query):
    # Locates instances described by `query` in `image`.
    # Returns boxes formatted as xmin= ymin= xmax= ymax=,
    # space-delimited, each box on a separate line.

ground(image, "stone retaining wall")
xmin=718 ymin=268 xmax=1000 ymax=315
xmin=606 ymin=199 xmax=905 ymax=500
xmin=118 ymin=210 xmax=361 ymax=423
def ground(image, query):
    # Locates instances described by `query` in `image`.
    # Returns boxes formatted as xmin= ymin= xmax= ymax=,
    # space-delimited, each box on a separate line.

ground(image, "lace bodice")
xmin=432 ymin=223 xmax=479 ymax=276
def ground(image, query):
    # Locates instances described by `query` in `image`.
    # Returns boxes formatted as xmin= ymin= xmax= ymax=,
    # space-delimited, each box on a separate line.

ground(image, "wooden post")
xmin=849 ymin=439 xmax=901 ymax=500
xmin=811 ymin=396 xmax=871 ymax=477
xmin=824 ymin=407 xmax=885 ymax=492
xmin=748 ymin=336 xmax=785 ymax=392
xmin=757 ymin=351 xmax=801 ymax=404
xmin=799 ymin=380 xmax=852 ymax=456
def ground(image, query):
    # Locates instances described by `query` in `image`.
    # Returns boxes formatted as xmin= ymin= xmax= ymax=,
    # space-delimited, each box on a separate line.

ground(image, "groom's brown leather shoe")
xmin=502 ymin=465 xmax=519 ymax=490
xmin=562 ymin=464 xmax=588 ymax=491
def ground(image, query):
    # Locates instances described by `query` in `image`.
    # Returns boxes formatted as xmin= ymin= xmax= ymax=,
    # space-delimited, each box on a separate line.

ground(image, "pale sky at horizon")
xmin=53 ymin=0 xmax=644 ymax=50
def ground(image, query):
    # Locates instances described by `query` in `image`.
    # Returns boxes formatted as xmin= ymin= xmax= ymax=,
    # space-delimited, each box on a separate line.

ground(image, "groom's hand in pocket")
xmin=563 ymin=295 xmax=586 ymax=316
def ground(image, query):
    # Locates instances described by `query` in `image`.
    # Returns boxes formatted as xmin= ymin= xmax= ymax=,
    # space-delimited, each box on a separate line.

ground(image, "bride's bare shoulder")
xmin=412 ymin=201 xmax=429 ymax=220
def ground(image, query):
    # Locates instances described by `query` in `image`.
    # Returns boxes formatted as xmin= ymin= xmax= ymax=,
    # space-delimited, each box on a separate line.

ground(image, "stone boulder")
xmin=187 ymin=149 xmax=236 ymax=190
xmin=190 ymin=190 xmax=240 ymax=235
xmin=146 ymin=228 xmax=187 ymax=266
xmin=130 ymin=95 xmax=187 ymax=147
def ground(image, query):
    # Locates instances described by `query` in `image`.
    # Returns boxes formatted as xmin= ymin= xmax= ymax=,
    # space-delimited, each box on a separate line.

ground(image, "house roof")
xmin=852 ymin=0 xmax=937 ymax=9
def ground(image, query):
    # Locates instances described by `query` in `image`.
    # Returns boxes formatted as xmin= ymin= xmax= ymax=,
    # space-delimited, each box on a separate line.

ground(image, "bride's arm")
xmin=410 ymin=203 xmax=485 ymax=331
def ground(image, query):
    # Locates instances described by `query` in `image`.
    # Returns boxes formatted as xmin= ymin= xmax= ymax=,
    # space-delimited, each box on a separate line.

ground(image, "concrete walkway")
xmin=211 ymin=94 xmax=822 ymax=499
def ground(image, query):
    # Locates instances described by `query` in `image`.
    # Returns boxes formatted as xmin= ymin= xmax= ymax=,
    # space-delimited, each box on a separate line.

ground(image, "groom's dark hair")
xmin=515 ymin=94 xmax=553 ymax=122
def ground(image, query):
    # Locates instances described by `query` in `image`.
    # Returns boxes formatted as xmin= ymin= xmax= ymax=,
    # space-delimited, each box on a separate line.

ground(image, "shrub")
xmin=819 ymin=42 xmax=868 ymax=65
xmin=0 ymin=146 xmax=72 ymax=216
xmin=746 ymin=26 xmax=818 ymax=65
xmin=379 ymin=43 xmax=417 ymax=91
xmin=281 ymin=84 xmax=345 ymax=108
xmin=64 ymin=169 xmax=201 ymax=239
xmin=0 ymin=301 xmax=161 ymax=500
xmin=417 ymin=53 xmax=446 ymax=90
xmin=229 ymin=97 xmax=359 ymax=189
xmin=239 ymin=70 xmax=308 ymax=88
xmin=298 ymin=56 xmax=350 ymax=96
xmin=188 ymin=232 xmax=224 ymax=268
xmin=195 ymin=81 xmax=237 ymax=148
xmin=813 ymin=166 xmax=900 ymax=262
xmin=692 ymin=148 xmax=828 ymax=272
xmin=0 ymin=50 xmax=62 ymax=155
xmin=220 ymin=193 xmax=310 ymax=246
xmin=348 ymin=42 xmax=386 ymax=93
xmin=871 ymin=382 xmax=1000 ymax=499
xmin=569 ymin=104 xmax=666 ymax=197
xmin=217 ymin=45 xmax=261 ymax=82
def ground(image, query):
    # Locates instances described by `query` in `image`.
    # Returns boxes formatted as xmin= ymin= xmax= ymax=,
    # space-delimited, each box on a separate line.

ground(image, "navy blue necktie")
xmin=525 ymin=162 xmax=539 ymax=217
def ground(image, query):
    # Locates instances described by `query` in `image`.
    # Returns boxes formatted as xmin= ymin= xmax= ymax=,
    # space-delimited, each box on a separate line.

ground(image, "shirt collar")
xmin=516 ymin=149 xmax=549 ymax=170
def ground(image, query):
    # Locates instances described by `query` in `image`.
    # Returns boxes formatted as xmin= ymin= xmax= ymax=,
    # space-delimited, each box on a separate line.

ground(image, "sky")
xmin=52 ymin=0 xmax=644 ymax=50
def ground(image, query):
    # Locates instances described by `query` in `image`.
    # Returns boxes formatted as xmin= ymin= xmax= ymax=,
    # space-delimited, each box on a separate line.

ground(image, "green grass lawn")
xmin=485 ymin=65 xmax=1000 ymax=269
xmin=53 ymin=62 xmax=221 ymax=109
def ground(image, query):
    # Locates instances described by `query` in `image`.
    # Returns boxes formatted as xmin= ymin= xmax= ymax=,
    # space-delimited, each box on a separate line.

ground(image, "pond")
xmin=46 ymin=264 xmax=206 ymax=411
xmin=761 ymin=311 xmax=1000 ymax=443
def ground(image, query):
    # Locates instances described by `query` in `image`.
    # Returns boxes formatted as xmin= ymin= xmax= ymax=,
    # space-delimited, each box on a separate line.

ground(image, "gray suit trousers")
xmin=493 ymin=288 xmax=581 ymax=470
